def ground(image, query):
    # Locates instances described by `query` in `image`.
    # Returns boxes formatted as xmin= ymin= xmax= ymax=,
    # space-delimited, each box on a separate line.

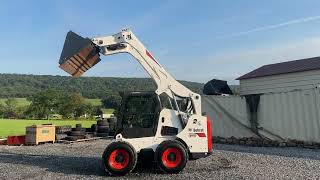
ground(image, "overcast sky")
xmin=1 ymin=0 xmax=320 ymax=84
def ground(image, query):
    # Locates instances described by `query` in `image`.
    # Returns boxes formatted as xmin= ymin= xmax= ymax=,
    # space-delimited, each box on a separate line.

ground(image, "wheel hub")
xmin=161 ymin=147 xmax=182 ymax=168
xmin=108 ymin=149 xmax=130 ymax=170
xmin=167 ymin=152 xmax=176 ymax=161
xmin=115 ymin=154 xmax=124 ymax=163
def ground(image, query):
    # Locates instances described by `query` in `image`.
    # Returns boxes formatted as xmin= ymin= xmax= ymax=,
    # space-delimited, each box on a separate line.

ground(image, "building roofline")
xmin=236 ymin=56 xmax=320 ymax=80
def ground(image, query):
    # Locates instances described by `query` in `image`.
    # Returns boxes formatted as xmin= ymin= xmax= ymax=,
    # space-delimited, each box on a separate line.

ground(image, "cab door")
xmin=117 ymin=93 xmax=161 ymax=138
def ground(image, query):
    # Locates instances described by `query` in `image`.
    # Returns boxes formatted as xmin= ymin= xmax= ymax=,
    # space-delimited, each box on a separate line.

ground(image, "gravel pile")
xmin=0 ymin=140 xmax=319 ymax=179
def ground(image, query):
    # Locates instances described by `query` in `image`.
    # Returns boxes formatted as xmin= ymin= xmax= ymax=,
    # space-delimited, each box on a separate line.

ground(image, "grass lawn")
xmin=0 ymin=119 xmax=96 ymax=139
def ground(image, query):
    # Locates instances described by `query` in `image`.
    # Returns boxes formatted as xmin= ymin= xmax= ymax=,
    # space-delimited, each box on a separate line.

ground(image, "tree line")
xmin=0 ymin=73 xmax=240 ymax=120
xmin=0 ymin=74 xmax=204 ymax=98
xmin=0 ymin=90 xmax=107 ymax=120
xmin=0 ymin=74 xmax=204 ymax=120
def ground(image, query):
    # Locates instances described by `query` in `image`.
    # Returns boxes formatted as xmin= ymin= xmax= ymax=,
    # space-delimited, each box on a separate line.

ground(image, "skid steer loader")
xmin=58 ymin=28 xmax=212 ymax=176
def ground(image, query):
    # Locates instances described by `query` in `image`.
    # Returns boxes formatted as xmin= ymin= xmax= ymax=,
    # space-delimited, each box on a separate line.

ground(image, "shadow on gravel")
xmin=0 ymin=152 xmax=170 ymax=177
xmin=0 ymin=152 xmax=106 ymax=176
xmin=214 ymin=144 xmax=320 ymax=160
xmin=0 ymin=151 xmax=235 ymax=178
xmin=0 ymin=151 xmax=237 ymax=177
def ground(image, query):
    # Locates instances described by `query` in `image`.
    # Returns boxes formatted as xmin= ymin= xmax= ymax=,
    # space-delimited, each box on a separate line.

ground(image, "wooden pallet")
xmin=0 ymin=139 xmax=7 ymax=145
xmin=25 ymin=141 xmax=55 ymax=146
xmin=57 ymin=137 xmax=103 ymax=144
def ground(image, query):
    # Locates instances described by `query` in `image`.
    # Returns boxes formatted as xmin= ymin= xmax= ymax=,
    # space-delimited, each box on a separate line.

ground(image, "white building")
xmin=237 ymin=56 xmax=320 ymax=95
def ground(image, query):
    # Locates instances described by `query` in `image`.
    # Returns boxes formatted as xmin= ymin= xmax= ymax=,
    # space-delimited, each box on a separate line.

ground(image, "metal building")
xmin=237 ymin=56 xmax=320 ymax=95
xmin=203 ymin=56 xmax=320 ymax=143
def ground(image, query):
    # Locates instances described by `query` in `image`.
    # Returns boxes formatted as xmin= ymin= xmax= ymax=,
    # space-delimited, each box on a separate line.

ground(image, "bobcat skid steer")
xmin=58 ymin=28 xmax=212 ymax=176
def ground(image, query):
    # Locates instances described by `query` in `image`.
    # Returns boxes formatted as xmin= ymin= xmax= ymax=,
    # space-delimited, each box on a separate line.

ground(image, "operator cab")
xmin=116 ymin=91 xmax=195 ymax=139
xmin=116 ymin=92 xmax=160 ymax=138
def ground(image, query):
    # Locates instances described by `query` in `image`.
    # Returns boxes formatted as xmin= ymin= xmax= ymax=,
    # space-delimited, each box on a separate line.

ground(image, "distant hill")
xmin=0 ymin=74 xmax=204 ymax=98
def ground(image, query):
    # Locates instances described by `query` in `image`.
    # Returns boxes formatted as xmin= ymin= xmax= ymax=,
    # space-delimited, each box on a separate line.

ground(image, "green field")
xmin=0 ymin=98 xmax=31 ymax=106
xmin=0 ymin=98 xmax=102 ymax=107
xmin=84 ymin=98 xmax=102 ymax=106
xmin=0 ymin=119 xmax=96 ymax=138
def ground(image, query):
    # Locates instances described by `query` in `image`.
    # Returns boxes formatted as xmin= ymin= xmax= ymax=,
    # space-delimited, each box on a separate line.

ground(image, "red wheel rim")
xmin=161 ymin=147 xmax=182 ymax=168
xmin=108 ymin=149 xmax=130 ymax=170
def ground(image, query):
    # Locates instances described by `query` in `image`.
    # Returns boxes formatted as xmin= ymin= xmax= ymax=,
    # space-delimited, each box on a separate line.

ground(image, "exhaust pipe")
xmin=58 ymin=31 xmax=101 ymax=77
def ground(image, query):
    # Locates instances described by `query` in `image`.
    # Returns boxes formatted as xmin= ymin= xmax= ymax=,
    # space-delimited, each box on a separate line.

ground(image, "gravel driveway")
xmin=0 ymin=139 xmax=319 ymax=180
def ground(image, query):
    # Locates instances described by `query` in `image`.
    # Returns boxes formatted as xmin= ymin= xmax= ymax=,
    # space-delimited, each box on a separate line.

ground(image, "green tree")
xmin=16 ymin=106 xmax=28 ymax=119
xmin=101 ymin=95 xmax=121 ymax=109
xmin=0 ymin=74 xmax=203 ymax=99
xmin=27 ymin=90 xmax=60 ymax=119
xmin=3 ymin=98 xmax=19 ymax=118
xmin=59 ymin=93 xmax=89 ymax=119
xmin=83 ymin=103 xmax=95 ymax=118
xmin=92 ymin=106 xmax=103 ymax=117
xmin=0 ymin=103 xmax=5 ymax=118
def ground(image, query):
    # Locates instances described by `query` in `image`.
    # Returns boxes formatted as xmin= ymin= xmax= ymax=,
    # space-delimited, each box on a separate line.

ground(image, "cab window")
xmin=122 ymin=95 xmax=157 ymax=128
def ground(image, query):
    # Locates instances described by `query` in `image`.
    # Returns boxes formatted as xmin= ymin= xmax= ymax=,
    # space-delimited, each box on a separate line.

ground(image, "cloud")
xmin=218 ymin=15 xmax=320 ymax=39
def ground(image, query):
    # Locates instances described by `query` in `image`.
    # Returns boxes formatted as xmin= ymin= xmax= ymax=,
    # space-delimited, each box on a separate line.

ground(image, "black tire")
xmin=85 ymin=128 xmax=92 ymax=132
xmin=91 ymin=124 xmax=98 ymax=132
xmin=109 ymin=122 xmax=116 ymax=131
xmin=107 ymin=117 xmax=116 ymax=123
xmin=98 ymin=125 xmax=109 ymax=130
xmin=72 ymin=127 xmax=85 ymax=132
xmin=56 ymin=125 xmax=72 ymax=134
xmin=76 ymin=127 xmax=85 ymax=131
xmin=102 ymin=141 xmax=137 ymax=176
xmin=109 ymin=118 xmax=117 ymax=131
xmin=65 ymin=136 xmax=79 ymax=141
xmin=66 ymin=131 xmax=71 ymax=136
xmin=98 ymin=128 xmax=109 ymax=133
xmin=85 ymin=133 xmax=94 ymax=139
xmin=109 ymin=131 xmax=115 ymax=137
xmin=56 ymin=134 xmax=67 ymax=141
xmin=97 ymin=133 xmax=109 ymax=137
xmin=56 ymin=128 xmax=63 ymax=134
xmin=155 ymin=140 xmax=188 ymax=174
xmin=70 ymin=131 xmax=86 ymax=136
xmin=98 ymin=120 xmax=109 ymax=126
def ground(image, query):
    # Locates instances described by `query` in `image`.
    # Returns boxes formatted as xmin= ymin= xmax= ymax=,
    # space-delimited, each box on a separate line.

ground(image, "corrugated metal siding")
xmin=202 ymin=95 xmax=257 ymax=138
xmin=239 ymin=69 xmax=320 ymax=95
xmin=202 ymin=88 xmax=320 ymax=142
xmin=258 ymin=88 xmax=320 ymax=142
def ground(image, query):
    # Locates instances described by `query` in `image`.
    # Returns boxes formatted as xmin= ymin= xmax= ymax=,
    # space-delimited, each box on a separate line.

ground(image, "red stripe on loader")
xmin=146 ymin=50 xmax=160 ymax=65
xmin=196 ymin=133 xmax=206 ymax=137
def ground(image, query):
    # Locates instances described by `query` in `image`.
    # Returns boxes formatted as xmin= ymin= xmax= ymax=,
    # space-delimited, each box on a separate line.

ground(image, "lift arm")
xmin=59 ymin=28 xmax=202 ymax=114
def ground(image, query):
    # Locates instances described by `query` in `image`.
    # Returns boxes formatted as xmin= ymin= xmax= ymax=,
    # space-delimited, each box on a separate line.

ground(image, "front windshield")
xmin=122 ymin=95 xmax=157 ymax=128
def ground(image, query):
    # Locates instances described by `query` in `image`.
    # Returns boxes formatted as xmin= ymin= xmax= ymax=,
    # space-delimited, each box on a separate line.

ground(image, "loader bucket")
xmin=59 ymin=31 xmax=101 ymax=77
